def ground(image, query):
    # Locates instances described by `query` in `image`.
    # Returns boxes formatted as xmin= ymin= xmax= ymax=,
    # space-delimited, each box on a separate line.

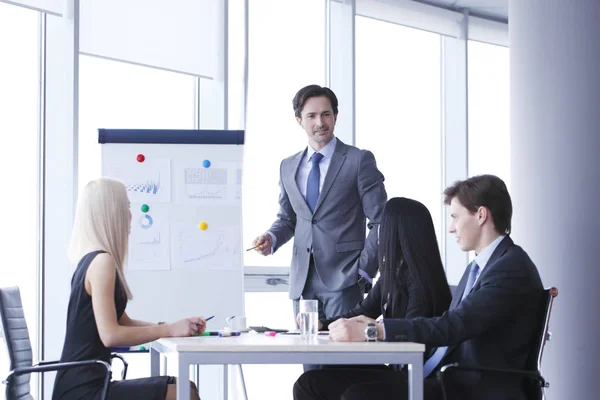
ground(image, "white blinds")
xmin=79 ymin=0 xmax=221 ymax=78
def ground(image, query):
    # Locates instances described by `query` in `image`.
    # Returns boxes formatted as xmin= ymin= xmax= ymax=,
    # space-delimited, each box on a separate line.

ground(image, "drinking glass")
xmin=299 ymin=299 xmax=318 ymax=340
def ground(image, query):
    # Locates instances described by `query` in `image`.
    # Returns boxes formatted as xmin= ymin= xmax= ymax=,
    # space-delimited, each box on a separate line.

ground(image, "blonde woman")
xmin=52 ymin=178 xmax=203 ymax=400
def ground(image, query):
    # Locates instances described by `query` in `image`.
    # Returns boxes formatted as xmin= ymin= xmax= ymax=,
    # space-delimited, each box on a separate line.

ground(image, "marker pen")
xmin=218 ymin=331 xmax=241 ymax=337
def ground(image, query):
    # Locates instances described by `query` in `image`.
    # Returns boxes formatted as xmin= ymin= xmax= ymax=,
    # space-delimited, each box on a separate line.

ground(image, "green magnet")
xmin=141 ymin=204 xmax=150 ymax=213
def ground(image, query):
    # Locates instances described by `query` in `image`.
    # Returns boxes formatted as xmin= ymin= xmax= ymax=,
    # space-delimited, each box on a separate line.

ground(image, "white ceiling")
xmin=413 ymin=0 xmax=508 ymax=21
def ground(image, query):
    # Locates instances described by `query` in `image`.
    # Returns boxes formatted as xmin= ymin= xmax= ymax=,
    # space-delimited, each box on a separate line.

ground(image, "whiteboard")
xmin=100 ymin=129 xmax=244 ymax=331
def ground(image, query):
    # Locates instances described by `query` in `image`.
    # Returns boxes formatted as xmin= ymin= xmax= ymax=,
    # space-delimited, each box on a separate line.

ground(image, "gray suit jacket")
xmin=268 ymin=138 xmax=387 ymax=299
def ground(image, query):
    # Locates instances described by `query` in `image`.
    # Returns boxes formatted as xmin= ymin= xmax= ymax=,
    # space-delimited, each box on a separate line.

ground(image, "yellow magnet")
xmin=199 ymin=222 xmax=208 ymax=230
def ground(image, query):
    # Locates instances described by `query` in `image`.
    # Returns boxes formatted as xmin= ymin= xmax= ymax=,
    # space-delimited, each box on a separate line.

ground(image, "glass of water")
xmin=299 ymin=299 xmax=319 ymax=340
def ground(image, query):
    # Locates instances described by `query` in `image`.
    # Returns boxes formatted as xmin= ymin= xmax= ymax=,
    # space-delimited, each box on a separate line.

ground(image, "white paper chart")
xmin=106 ymin=157 xmax=171 ymax=203
xmin=128 ymin=206 xmax=170 ymax=271
xmin=171 ymin=223 xmax=239 ymax=270
xmin=175 ymin=161 xmax=240 ymax=206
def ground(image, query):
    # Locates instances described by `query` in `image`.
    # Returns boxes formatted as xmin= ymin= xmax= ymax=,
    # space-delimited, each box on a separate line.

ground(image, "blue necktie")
xmin=422 ymin=261 xmax=480 ymax=377
xmin=306 ymin=152 xmax=324 ymax=212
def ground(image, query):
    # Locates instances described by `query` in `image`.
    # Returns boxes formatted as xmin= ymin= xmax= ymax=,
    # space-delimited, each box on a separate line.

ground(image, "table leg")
xmin=150 ymin=346 xmax=160 ymax=377
xmin=407 ymin=353 xmax=424 ymax=400
xmin=177 ymin=355 xmax=191 ymax=400
xmin=223 ymin=364 xmax=229 ymax=400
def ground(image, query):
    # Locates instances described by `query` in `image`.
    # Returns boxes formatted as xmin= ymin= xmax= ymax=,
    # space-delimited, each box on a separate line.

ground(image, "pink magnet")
xmin=136 ymin=154 xmax=145 ymax=163
xmin=264 ymin=331 xmax=277 ymax=337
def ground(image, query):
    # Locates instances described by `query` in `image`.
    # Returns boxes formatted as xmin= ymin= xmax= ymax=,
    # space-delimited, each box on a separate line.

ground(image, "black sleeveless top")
xmin=52 ymin=251 xmax=127 ymax=399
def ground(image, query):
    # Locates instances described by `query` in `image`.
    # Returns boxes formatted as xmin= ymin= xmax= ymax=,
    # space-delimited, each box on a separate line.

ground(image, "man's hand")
xmin=251 ymin=233 xmax=272 ymax=256
xmin=348 ymin=315 xmax=377 ymax=324
xmin=328 ymin=318 xmax=367 ymax=342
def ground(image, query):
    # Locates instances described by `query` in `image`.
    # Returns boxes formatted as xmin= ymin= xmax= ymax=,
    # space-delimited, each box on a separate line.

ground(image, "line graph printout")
xmin=129 ymin=207 xmax=170 ymax=271
xmin=106 ymin=158 xmax=171 ymax=203
xmin=175 ymin=162 xmax=239 ymax=205
xmin=171 ymin=223 xmax=240 ymax=270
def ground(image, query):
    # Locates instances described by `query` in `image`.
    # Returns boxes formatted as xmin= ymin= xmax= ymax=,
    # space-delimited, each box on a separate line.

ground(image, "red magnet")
xmin=136 ymin=154 xmax=145 ymax=163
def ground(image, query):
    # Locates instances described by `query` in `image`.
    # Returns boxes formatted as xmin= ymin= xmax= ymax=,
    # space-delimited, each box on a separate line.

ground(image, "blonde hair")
xmin=69 ymin=178 xmax=133 ymax=299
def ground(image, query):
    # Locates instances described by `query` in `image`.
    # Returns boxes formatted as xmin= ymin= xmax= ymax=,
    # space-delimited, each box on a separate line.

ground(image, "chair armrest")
xmin=5 ymin=359 xmax=111 ymax=380
xmin=111 ymin=352 xmax=129 ymax=380
xmin=436 ymin=362 xmax=547 ymax=400
xmin=3 ymin=360 xmax=112 ymax=400
xmin=438 ymin=362 xmax=545 ymax=384
xmin=33 ymin=359 xmax=60 ymax=367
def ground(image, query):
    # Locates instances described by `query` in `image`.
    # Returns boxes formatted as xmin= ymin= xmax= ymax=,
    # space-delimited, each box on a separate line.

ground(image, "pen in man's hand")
xmin=246 ymin=244 xmax=260 ymax=251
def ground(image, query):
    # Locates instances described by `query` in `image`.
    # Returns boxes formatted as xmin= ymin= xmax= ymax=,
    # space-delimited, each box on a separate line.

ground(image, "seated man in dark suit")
xmin=293 ymin=174 xmax=544 ymax=400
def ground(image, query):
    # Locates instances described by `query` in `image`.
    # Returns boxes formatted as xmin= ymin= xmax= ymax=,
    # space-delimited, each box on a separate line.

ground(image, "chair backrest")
xmin=0 ymin=286 xmax=34 ymax=400
xmin=522 ymin=287 xmax=558 ymax=400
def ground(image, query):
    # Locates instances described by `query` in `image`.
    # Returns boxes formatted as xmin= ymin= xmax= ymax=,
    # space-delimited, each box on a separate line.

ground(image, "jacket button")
xmin=306 ymin=248 xmax=310 ymax=253
xmin=312 ymin=219 xmax=317 ymax=224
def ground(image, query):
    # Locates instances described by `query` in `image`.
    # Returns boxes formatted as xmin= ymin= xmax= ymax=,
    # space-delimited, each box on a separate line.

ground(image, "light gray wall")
xmin=509 ymin=0 xmax=600 ymax=398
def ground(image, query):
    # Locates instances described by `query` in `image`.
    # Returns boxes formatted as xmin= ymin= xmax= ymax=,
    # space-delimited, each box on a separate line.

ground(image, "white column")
xmin=196 ymin=2 xmax=228 ymax=399
xmin=509 ymin=1 xmax=600 ymax=398
xmin=42 ymin=0 xmax=79 ymax=398
xmin=441 ymin=30 xmax=469 ymax=285
xmin=327 ymin=0 xmax=355 ymax=144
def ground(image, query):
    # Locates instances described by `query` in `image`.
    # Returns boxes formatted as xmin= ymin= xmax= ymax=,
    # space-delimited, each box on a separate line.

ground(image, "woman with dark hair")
xmin=319 ymin=197 xmax=452 ymax=350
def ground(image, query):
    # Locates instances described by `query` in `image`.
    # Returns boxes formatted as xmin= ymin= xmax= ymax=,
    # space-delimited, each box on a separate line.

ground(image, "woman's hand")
xmin=167 ymin=317 xmax=206 ymax=337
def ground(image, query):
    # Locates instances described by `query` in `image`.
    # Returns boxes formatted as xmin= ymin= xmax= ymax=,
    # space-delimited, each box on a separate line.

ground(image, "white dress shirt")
xmin=472 ymin=234 xmax=506 ymax=284
xmin=295 ymin=137 xmax=337 ymax=198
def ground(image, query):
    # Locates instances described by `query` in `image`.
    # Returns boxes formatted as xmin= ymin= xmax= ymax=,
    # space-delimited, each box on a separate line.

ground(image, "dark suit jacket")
xmin=384 ymin=236 xmax=543 ymax=400
xmin=322 ymin=267 xmax=440 ymax=360
xmin=321 ymin=267 xmax=430 ymax=329
xmin=268 ymin=138 xmax=387 ymax=299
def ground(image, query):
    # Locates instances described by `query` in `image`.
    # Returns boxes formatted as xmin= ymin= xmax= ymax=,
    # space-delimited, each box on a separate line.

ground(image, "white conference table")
xmin=150 ymin=333 xmax=425 ymax=400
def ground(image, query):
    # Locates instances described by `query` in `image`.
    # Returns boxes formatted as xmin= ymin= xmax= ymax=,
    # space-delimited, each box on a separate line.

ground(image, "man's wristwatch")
xmin=364 ymin=322 xmax=378 ymax=342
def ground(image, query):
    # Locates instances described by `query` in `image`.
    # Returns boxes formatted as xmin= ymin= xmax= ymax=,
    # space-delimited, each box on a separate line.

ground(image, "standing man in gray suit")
xmin=252 ymin=84 xmax=387 ymax=322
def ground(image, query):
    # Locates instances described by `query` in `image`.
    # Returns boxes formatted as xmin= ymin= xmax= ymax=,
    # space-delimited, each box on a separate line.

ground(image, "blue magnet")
xmin=202 ymin=160 xmax=211 ymax=168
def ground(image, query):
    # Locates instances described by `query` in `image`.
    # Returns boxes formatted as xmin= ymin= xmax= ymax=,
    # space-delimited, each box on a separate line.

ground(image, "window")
xmin=0 ymin=2 xmax=40 ymax=390
xmin=243 ymin=0 xmax=326 ymax=268
xmin=241 ymin=1 xmax=326 ymax=398
xmin=467 ymin=41 xmax=510 ymax=188
xmin=78 ymin=55 xmax=196 ymax=192
xmin=355 ymin=16 xmax=443 ymax=241
xmin=77 ymin=55 xmax=196 ymax=379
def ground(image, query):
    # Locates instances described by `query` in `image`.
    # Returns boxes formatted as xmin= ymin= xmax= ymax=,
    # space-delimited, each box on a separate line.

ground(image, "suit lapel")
xmin=286 ymin=149 xmax=312 ymax=217
xmin=450 ymin=266 xmax=471 ymax=310
xmin=472 ymin=235 xmax=513 ymax=287
xmin=313 ymin=139 xmax=347 ymax=214
xmin=444 ymin=236 xmax=514 ymax=357
xmin=451 ymin=236 xmax=514 ymax=309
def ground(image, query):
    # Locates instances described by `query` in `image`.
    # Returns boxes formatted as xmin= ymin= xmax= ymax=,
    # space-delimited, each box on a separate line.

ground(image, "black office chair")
xmin=0 ymin=286 xmax=128 ymax=400
xmin=437 ymin=286 xmax=558 ymax=400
